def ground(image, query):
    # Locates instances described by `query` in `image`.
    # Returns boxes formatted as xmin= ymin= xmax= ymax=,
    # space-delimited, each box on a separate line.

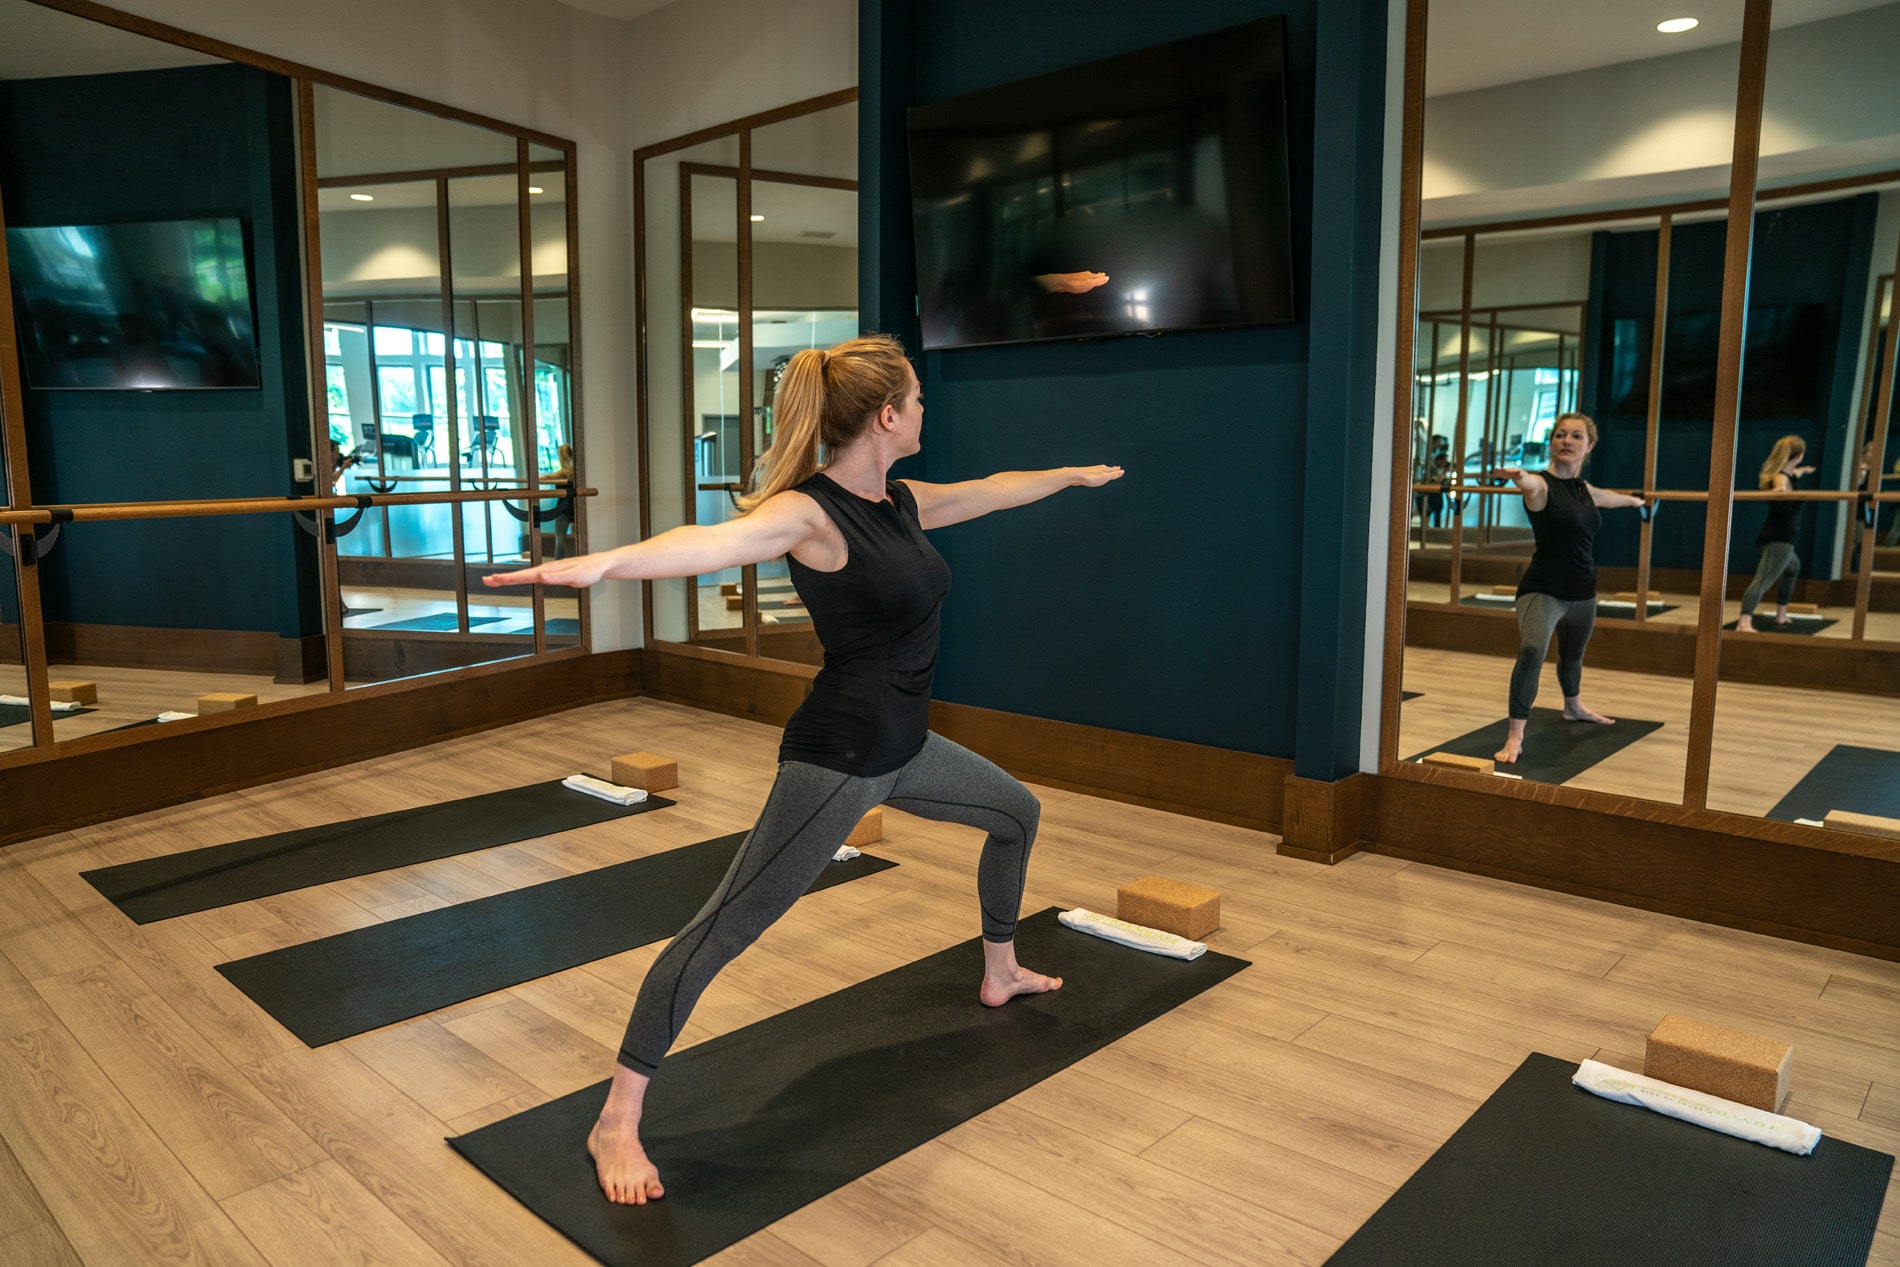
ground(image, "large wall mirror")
xmin=637 ymin=92 xmax=857 ymax=668
xmin=0 ymin=0 xmax=585 ymax=757
xmin=1389 ymin=0 xmax=1900 ymax=847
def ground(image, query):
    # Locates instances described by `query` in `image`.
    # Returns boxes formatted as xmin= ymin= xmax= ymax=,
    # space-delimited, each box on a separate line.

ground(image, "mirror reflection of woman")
xmin=1489 ymin=413 xmax=1645 ymax=765
xmin=485 ymin=333 xmax=1122 ymax=1205
xmin=1734 ymin=435 xmax=1815 ymax=633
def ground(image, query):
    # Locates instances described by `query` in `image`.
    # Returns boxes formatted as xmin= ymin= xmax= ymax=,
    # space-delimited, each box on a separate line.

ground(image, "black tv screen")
xmin=907 ymin=18 xmax=1296 ymax=351
xmin=6 ymin=217 xmax=260 ymax=390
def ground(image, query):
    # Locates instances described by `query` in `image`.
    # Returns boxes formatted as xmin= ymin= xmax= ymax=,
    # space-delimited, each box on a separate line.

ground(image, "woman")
xmin=486 ymin=333 xmax=1121 ymax=1205
xmin=1490 ymin=412 xmax=1645 ymax=765
xmin=1734 ymin=435 xmax=1814 ymax=633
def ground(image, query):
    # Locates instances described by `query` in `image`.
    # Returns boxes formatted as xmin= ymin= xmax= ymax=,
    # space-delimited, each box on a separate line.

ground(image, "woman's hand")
xmin=1792 ymin=464 xmax=1816 ymax=478
xmin=484 ymin=553 xmax=612 ymax=589
xmin=1493 ymin=466 xmax=1525 ymax=484
xmin=1070 ymin=465 xmax=1124 ymax=487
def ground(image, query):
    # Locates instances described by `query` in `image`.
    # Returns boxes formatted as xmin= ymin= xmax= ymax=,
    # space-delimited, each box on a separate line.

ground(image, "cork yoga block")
xmin=609 ymin=751 xmax=678 ymax=792
xmin=197 ymin=692 xmax=257 ymax=713
xmin=1488 ymin=585 xmax=1518 ymax=596
xmin=1117 ymin=876 xmax=1220 ymax=942
xmin=47 ymin=680 xmax=98 ymax=705
xmin=842 ymin=808 xmax=884 ymax=848
xmin=1645 ymin=1014 xmax=1791 ymax=1112
xmin=1823 ymin=809 xmax=1900 ymax=841
xmin=1784 ymin=602 xmax=1820 ymax=615
xmin=1422 ymin=751 xmax=1495 ymax=775
xmin=720 ymin=582 xmax=740 ymax=596
xmin=725 ymin=594 xmax=745 ymax=611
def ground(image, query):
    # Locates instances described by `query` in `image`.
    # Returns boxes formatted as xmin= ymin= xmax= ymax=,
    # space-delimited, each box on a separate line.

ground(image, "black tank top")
xmin=1756 ymin=481 xmax=1801 ymax=547
xmin=778 ymin=473 xmax=951 ymax=776
xmin=1517 ymin=473 xmax=1601 ymax=602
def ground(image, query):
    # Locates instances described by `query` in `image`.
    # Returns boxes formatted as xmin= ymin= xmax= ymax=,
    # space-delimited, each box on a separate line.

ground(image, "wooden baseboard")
xmin=1367 ymin=775 xmax=1900 ymax=960
xmin=1278 ymin=772 xmax=1371 ymax=863
xmin=46 ymin=621 xmax=283 ymax=675
xmin=0 ymin=649 xmax=643 ymax=849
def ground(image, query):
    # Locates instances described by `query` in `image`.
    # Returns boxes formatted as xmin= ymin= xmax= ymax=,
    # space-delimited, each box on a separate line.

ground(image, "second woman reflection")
xmin=1735 ymin=435 xmax=1815 ymax=633
xmin=1491 ymin=413 xmax=1646 ymax=765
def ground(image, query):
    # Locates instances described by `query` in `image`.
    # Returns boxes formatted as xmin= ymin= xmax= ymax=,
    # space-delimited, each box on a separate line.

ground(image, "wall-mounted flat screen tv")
xmin=6 ymin=217 xmax=261 ymax=389
xmin=907 ymin=18 xmax=1296 ymax=351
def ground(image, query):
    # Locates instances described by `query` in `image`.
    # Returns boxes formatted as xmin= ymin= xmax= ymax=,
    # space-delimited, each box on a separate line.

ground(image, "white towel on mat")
xmin=0 ymin=695 xmax=83 ymax=713
xmin=561 ymin=774 xmax=648 ymax=806
xmin=1571 ymin=1058 xmax=1820 ymax=1155
xmin=1058 ymin=908 xmax=1206 ymax=960
xmin=831 ymin=845 xmax=862 ymax=862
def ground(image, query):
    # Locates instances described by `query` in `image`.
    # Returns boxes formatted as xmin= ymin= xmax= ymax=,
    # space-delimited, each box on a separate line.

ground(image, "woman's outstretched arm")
xmin=1585 ymin=483 xmax=1646 ymax=509
xmin=901 ymin=466 xmax=1123 ymax=530
xmin=483 ymin=491 xmax=823 ymax=589
xmin=1490 ymin=466 xmax=1550 ymax=512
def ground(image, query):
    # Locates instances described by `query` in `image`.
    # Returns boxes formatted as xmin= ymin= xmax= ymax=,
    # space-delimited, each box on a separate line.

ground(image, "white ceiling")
xmin=0 ymin=0 xmax=220 ymax=79
xmin=552 ymin=0 xmax=679 ymax=21
xmin=1426 ymin=0 xmax=1895 ymax=95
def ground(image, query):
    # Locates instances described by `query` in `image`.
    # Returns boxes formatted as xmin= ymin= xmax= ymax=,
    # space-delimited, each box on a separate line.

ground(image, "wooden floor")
xmin=1 ymin=698 xmax=1895 ymax=1265
xmin=1399 ymin=645 xmax=1900 ymax=816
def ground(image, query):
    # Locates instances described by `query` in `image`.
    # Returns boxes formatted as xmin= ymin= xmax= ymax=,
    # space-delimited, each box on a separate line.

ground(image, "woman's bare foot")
xmin=1563 ymin=700 xmax=1615 ymax=725
xmin=588 ymin=1116 xmax=665 ymax=1205
xmin=1495 ymin=719 xmax=1528 ymax=764
xmin=1735 ymin=615 xmax=1755 ymax=632
xmin=980 ymin=939 xmax=1062 ymax=1007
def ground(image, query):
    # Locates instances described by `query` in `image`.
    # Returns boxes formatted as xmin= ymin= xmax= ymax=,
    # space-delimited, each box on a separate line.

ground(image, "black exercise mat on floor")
xmin=217 ymin=833 xmax=895 ymax=1046
xmin=1326 ymin=1053 xmax=1893 ymax=1266
xmin=340 ymin=605 xmax=383 ymax=618
xmin=1767 ymin=745 xmax=1900 ymax=824
xmin=0 ymin=704 xmax=96 ymax=728
xmin=1401 ymin=691 xmax=1422 ymax=702
xmin=371 ymin=613 xmax=504 ymax=632
xmin=1595 ymin=602 xmax=1680 ymax=619
xmin=450 ymin=907 xmax=1249 ymax=1267
xmin=1407 ymin=707 xmax=1664 ymax=784
xmin=83 ymin=781 xmax=676 ymax=924
xmin=1723 ymin=617 xmax=1838 ymax=635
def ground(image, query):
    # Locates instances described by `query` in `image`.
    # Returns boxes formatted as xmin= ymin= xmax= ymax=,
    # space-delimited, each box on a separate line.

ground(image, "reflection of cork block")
xmin=610 ymin=751 xmax=678 ymax=791
xmin=1823 ymin=809 xmax=1900 ymax=841
xmin=197 ymin=693 xmax=257 ymax=714
xmin=843 ymin=808 xmax=884 ymax=848
xmin=47 ymin=680 xmax=97 ymax=705
xmin=1422 ymin=751 xmax=1495 ymax=775
xmin=1489 ymin=585 xmax=1518 ymax=596
xmin=1117 ymin=875 xmax=1220 ymax=941
xmin=1784 ymin=602 xmax=1820 ymax=615
xmin=720 ymin=582 xmax=740 ymax=596
xmin=725 ymin=594 xmax=745 ymax=611
xmin=1613 ymin=591 xmax=1650 ymax=602
xmin=1645 ymin=1014 xmax=1791 ymax=1112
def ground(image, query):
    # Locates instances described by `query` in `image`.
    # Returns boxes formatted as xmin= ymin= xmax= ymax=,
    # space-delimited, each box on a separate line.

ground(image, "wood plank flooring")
xmin=1 ymin=698 xmax=1895 ymax=1265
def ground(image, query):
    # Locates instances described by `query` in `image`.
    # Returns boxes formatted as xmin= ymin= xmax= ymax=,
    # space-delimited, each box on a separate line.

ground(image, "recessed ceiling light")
xmin=750 ymin=214 xmax=765 ymax=222
xmin=349 ymin=193 xmax=374 ymax=202
xmin=528 ymin=186 xmax=544 ymax=194
xmin=1656 ymin=17 xmax=1698 ymax=33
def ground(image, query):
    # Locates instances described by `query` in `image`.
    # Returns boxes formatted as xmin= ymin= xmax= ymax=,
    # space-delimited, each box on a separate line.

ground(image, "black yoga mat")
xmin=1326 ymin=1053 xmax=1893 ymax=1266
xmin=217 ymin=833 xmax=895 ymax=1046
xmin=1723 ymin=617 xmax=1838 ymax=636
xmin=1407 ymin=707 xmax=1664 ymax=785
xmin=372 ymin=613 xmax=505 ymax=632
xmin=83 ymin=781 xmax=676 ymax=924
xmin=1401 ymin=691 xmax=1422 ymax=702
xmin=340 ymin=605 xmax=383 ymax=618
xmin=1767 ymin=745 xmax=1900 ymax=824
xmin=450 ymin=907 xmax=1249 ymax=1267
xmin=0 ymin=704 xmax=96 ymax=728
xmin=1595 ymin=602 xmax=1680 ymax=619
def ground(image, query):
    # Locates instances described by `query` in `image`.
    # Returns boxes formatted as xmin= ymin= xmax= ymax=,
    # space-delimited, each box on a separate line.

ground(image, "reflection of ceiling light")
xmin=528 ymin=186 xmax=544 ymax=194
xmin=349 ymin=193 xmax=374 ymax=202
xmin=750 ymin=214 xmax=765 ymax=222
xmin=1656 ymin=17 xmax=1698 ymax=33
xmin=691 ymin=339 xmax=731 ymax=348
xmin=691 ymin=307 xmax=737 ymax=321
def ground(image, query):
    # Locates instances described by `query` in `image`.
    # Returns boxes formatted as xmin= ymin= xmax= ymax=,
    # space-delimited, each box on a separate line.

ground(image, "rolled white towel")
xmin=1058 ymin=907 xmax=1206 ymax=961
xmin=156 ymin=711 xmax=195 ymax=723
xmin=1572 ymin=1058 xmax=1821 ymax=1155
xmin=562 ymin=774 xmax=648 ymax=806
xmin=0 ymin=694 xmax=83 ymax=713
xmin=831 ymin=845 xmax=861 ymax=862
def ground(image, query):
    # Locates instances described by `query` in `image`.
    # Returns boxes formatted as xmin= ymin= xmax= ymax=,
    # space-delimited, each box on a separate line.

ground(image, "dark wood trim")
xmin=564 ymin=152 xmax=590 ymax=638
xmin=678 ymin=163 xmax=858 ymax=193
xmin=434 ymin=178 xmax=471 ymax=632
xmin=1852 ymin=252 xmax=1900 ymax=640
xmin=1684 ymin=0 xmax=1771 ymax=811
xmin=335 ymin=553 xmax=540 ymax=596
xmin=1446 ymin=232 xmax=1475 ymax=602
xmin=297 ymin=78 xmax=350 ymax=691
xmin=634 ymin=132 xmax=654 ymax=648
xmin=1367 ymin=775 xmax=1900 ymax=960
xmin=44 ymin=621 xmax=279 ymax=674
xmin=738 ymin=130 xmax=759 ymax=659
xmin=679 ymin=165 xmax=701 ymax=643
xmin=318 ymin=160 xmax=564 ymax=189
xmin=517 ymin=138 xmax=546 ymax=656
xmin=1635 ymin=213 xmax=1671 ymax=622
xmin=0 ymin=151 xmax=55 ymax=746
xmin=339 ymin=629 xmax=541 ymax=682
xmin=23 ymin=0 xmax=579 ymax=152
xmin=0 ymin=648 xmax=640 ymax=849
xmin=1843 ymin=274 xmax=1891 ymax=579
xmin=632 ymin=88 xmax=859 ymax=161
xmin=1379 ymin=0 xmax=1429 ymax=775
xmin=274 ymin=633 xmax=328 ymax=685
xmin=1279 ymin=773 xmax=1371 ymax=863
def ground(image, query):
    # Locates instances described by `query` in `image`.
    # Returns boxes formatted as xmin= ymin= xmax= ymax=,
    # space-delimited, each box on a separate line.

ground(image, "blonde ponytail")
xmin=1758 ymin=434 xmax=1804 ymax=489
xmin=738 ymin=334 xmax=914 ymax=512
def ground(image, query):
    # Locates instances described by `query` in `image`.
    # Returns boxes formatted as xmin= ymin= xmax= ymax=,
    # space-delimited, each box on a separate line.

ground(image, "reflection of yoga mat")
xmin=1401 ymin=691 xmax=1422 ymax=702
xmin=1766 ymin=745 xmax=1900 ymax=824
xmin=1723 ymin=618 xmax=1837 ymax=636
xmin=1596 ymin=602 xmax=1679 ymax=619
xmin=218 ymin=833 xmax=896 ymax=1046
xmin=1457 ymin=595 xmax=1520 ymax=610
xmin=450 ymin=908 xmax=1248 ymax=1267
xmin=340 ymin=606 xmax=383 ymax=618
xmin=372 ymin=613 xmax=505 ymax=632
xmin=0 ymin=704 xmax=96 ymax=728
xmin=547 ymin=618 xmax=580 ymax=637
xmin=1407 ymin=707 xmax=1664 ymax=785
xmin=83 ymin=781 xmax=676 ymax=924
xmin=1327 ymin=1053 xmax=1893 ymax=1266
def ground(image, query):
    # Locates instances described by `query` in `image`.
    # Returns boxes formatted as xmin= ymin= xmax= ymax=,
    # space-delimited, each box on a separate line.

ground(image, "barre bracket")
xmin=0 ymin=523 xmax=60 ymax=566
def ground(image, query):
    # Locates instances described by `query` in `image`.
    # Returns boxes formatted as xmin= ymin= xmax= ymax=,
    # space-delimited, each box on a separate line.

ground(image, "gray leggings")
xmin=1740 ymin=542 xmax=1799 ymax=616
xmin=1509 ymin=593 xmax=1596 ymax=720
xmin=616 ymin=731 xmax=1039 ymax=1074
